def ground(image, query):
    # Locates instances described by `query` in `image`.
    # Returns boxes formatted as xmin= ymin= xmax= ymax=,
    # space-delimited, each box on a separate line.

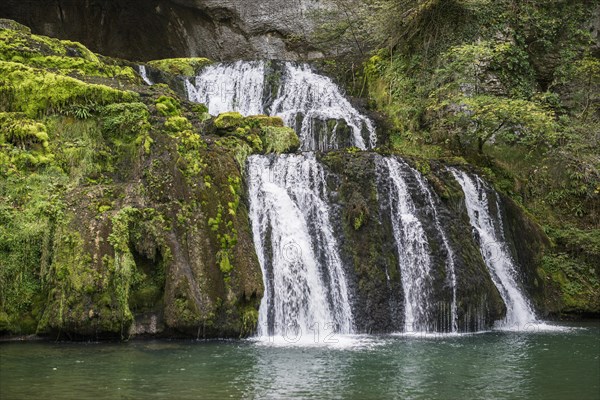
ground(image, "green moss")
xmin=147 ymin=57 xmax=212 ymax=76
xmin=191 ymin=103 xmax=210 ymax=122
xmin=0 ymin=61 xmax=138 ymax=117
xmin=353 ymin=212 xmax=365 ymax=230
xmin=0 ymin=20 xmax=265 ymax=339
xmin=246 ymin=115 xmax=284 ymax=128
xmin=163 ymin=115 xmax=208 ymax=181
xmin=0 ymin=112 xmax=49 ymax=150
xmin=38 ymin=225 xmax=123 ymax=334
xmin=164 ymin=116 xmax=192 ymax=133
xmin=217 ymin=250 xmax=234 ymax=274
xmin=101 ymin=102 xmax=151 ymax=138
xmin=215 ymin=137 xmax=253 ymax=170
xmin=129 ymin=284 xmax=162 ymax=312
xmin=154 ymin=96 xmax=181 ymax=117
xmin=240 ymin=306 xmax=259 ymax=336
xmin=0 ymin=19 xmax=31 ymax=33
xmin=540 ymin=253 xmax=599 ymax=312
xmin=214 ymin=112 xmax=244 ymax=131
xmin=261 ymin=126 xmax=300 ymax=154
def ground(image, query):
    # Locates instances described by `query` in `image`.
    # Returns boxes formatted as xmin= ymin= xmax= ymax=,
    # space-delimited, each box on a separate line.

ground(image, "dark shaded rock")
xmin=0 ymin=0 xmax=327 ymax=61
xmin=320 ymin=152 xmax=508 ymax=333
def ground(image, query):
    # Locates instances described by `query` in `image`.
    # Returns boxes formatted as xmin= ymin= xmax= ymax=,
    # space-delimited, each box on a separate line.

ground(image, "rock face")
xmin=0 ymin=0 xmax=327 ymax=61
xmin=320 ymin=153 xmax=509 ymax=333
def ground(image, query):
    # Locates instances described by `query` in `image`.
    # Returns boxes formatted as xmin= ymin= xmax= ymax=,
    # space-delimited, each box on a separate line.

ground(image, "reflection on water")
xmin=1 ymin=323 xmax=598 ymax=400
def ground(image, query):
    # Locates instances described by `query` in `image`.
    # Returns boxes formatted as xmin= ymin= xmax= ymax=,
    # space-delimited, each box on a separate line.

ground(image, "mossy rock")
xmin=101 ymin=102 xmax=151 ymax=137
xmin=164 ymin=116 xmax=193 ymax=133
xmin=147 ymin=57 xmax=212 ymax=76
xmin=154 ymin=96 xmax=181 ymax=117
xmin=214 ymin=112 xmax=244 ymax=131
xmin=0 ymin=24 xmax=136 ymax=81
xmin=0 ymin=19 xmax=31 ymax=33
xmin=0 ymin=61 xmax=138 ymax=117
xmin=261 ymin=126 xmax=300 ymax=153
xmin=246 ymin=115 xmax=284 ymax=128
xmin=0 ymin=112 xmax=49 ymax=150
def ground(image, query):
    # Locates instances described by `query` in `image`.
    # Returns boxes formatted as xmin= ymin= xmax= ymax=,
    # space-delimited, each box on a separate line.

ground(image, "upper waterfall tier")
xmin=186 ymin=61 xmax=377 ymax=152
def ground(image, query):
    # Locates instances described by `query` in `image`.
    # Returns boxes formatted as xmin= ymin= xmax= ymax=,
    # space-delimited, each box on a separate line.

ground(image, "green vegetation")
xmin=214 ymin=112 xmax=245 ymax=130
xmin=261 ymin=126 xmax=301 ymax=153
xmin=147 ymin=57 xmax=212 ymax=76
xmin=0 ymin=61 xmax=138 ymax=117
xmin=154 ymin=96 xmax=181 ymax=117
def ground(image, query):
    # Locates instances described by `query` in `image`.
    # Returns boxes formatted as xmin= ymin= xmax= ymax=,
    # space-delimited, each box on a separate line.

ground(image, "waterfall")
xmin=450 ymin=169 xmax=537 ymax=329
xmin=186 ymin=61 xmax=266 ymax=116
xmin=186 ymin=60 xmax=545 ymax=336
xmin=185 ymin=60 xmax=376 ymax=151
xmin=409 ymin=166 xmax=458 ymax=333
xmin=378 ymin=157 xmax=435 ymax=332
xmin=248 ymin=154 xmax=354 ymax=338
xmin=137 ymin=65 xmax=153 ymax=85
xmin=270 ymin=63 xmax=376 ymax=151
xmin=185 ymin=60 xmax=362 ymax=340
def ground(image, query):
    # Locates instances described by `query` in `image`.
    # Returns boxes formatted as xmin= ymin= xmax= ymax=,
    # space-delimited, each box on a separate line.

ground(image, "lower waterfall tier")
xmin=246 ymin=151 xmax=548 ymax=335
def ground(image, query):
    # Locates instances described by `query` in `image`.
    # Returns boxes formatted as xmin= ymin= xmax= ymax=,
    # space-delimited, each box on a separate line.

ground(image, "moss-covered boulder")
xmin=214 ymin=112 xmax=245 ymax=131
xmin=261 ymin=126 xmax=301 ymax=153
xmin=147 ymin=57 xmax=212 ymax=76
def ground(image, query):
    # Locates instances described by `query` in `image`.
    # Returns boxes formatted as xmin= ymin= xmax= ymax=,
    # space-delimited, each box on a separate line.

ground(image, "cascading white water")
xmin=408 ymin=166 xmax=458 ymax=333
xmin=450 ymin=169 xmax=537 ymax=329
xmin=186 ymin=61 xmax=266 ymax=116
xmin=185 ymin=61 xmax=376 ymax=151
xmin=270 ymin=63 xmax=376 ymax=151
xmin=248 ymin=154 xmax=354 ymax=338
xmin=379 ymin=157 xmax=434 ymax=332
xmin=138 ymin=65 xmax=153 ymax=85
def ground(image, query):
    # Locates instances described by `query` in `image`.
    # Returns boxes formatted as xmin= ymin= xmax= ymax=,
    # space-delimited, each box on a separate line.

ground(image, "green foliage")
xmin=101 ymin=102 xmax=151 ymax=138
xmin=353 ymin=212 xmax=365 ymax=230
xmin=147 ymin=57 xmax=212 ymax=76
xmin=430 ymin=94 xmax=558 ymax=153
xmin=539 ymin=227 xmax=600 ymax=312
xmin=349 ymin=0 xmax=600 ymax=315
